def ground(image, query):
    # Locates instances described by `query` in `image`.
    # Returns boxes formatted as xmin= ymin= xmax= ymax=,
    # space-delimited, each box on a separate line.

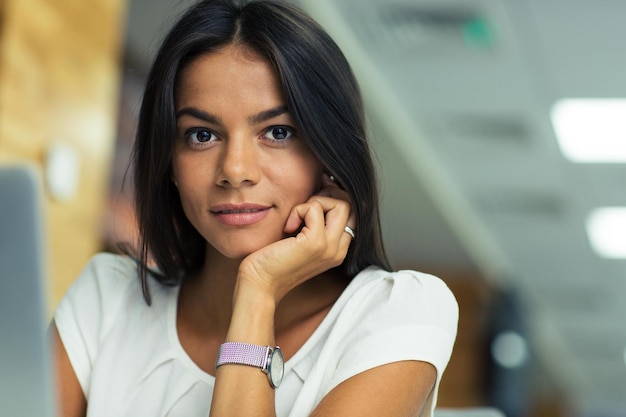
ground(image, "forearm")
xmin=209 ymin=278 xmax=278 ymax=417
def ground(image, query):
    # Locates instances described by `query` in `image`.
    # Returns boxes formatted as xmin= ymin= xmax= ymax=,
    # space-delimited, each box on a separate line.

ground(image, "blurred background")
xmin=1 ymin=0 xmax=625 ymax=416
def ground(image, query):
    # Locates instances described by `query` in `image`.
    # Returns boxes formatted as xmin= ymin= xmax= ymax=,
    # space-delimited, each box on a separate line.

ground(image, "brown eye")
xmin=195 ymin=130 xmax=213 ymax=142
xmin=265 ymin=126 xmax=295 ymax=141
xmin=185 ymin=128 xmax=217 ymax=144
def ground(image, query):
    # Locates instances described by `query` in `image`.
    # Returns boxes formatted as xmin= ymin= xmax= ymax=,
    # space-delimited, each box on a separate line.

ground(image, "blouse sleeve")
xmin=328 ymin=270 xmax=459 ymax=415
xmin=53 ymin=253 xmax=137 ymax=397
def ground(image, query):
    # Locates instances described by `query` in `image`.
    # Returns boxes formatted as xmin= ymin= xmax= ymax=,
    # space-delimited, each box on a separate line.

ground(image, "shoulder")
xmin=54 ymin=252 xmax=164 ymax=345
xmin=330 ymin=266 xmax=459 ymax=344
xmin=53 ymin=253 xmax=174 ymax=399
xmin=392 ymin=269 xmax=458 ymax=312
xmin=377 ymin=268 xmax=456 ymax=295
xmin=55 ymin=253 xmax=147 ymax=338
xmin=355 ymin=266 xmax=453 ymax=290
xmin=335 ymin=267 xmax=459 ymax=363
xmin=320 ymin=267 xmax=459 ymax=396
xmin=80 ymin=251 xmax=139 ymax=280
xmin=63 ymin=252 xmax=141 ymax=302
xmin=347 ymin=267 xmax=458 ymax=322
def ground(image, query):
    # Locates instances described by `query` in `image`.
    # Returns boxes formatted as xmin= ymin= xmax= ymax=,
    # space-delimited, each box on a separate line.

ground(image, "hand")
xmin=237 ymin=174 xmax=355 ymax=303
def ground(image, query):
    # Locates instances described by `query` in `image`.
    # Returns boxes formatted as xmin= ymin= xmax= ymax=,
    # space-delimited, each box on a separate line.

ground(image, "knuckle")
xmin=336 ymin=199 xmax=351 ymax=213
xmin=332 ymin=252 xmax=346 ymax=268
xmin=311 ymin=199 xmax=324 ymax=211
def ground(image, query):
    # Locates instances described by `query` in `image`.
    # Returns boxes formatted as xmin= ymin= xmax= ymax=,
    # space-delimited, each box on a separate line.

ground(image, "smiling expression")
xmin=172 ymin=45 xmax=323 ymax=261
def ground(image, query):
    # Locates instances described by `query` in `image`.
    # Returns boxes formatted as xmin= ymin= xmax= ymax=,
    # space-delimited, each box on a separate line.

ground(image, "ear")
xmin=322 ymin=172 xmax=335 ymax=185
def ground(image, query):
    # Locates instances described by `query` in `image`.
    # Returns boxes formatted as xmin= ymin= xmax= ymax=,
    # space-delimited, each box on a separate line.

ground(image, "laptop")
xmin=0 ymin=164 xmax=57 ymax=417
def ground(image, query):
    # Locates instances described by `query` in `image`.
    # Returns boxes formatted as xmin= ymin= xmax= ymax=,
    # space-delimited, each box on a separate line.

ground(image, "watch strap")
xmin=215 ymin=342 xmax=270 ymax=370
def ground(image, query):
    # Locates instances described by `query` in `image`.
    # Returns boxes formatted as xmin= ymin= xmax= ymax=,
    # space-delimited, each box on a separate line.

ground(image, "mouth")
xmin=210 ymin=203 xmax=272 ymax=214
xmin=216 ymin=208 xmax=266 ymax=214
xmin=210 ymin=204 xmax=272 ymax=226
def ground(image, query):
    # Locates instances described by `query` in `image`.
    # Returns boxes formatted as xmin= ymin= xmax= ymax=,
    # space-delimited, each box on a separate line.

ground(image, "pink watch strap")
xmin=215 ymin=342 xmax=270 ymax=369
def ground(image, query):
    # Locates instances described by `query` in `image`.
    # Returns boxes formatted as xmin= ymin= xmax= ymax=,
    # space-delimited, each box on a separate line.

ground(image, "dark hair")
xmin=132 ymin=0 xmax=390 ymax=304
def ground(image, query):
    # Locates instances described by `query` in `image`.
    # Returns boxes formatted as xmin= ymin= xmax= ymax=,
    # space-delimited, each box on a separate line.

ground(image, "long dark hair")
xmin=132 ymin=0 xmax=390 ymax=304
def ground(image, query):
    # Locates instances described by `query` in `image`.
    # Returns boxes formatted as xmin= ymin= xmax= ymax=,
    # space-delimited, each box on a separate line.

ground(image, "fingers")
xmin=283 ymin=196 xmax=354 ymax=265
xmin=280 ymin=174 xmax=355 ymax=276
xmin=318 ymin=196 xmax=352 ymax=240
xmin=284 ymin=197 xmax=347 ymax=234
xmin=316 ymin=173 xmax=356 ymax=233
xmin=283 ymin=199 xmax=326 ymax=238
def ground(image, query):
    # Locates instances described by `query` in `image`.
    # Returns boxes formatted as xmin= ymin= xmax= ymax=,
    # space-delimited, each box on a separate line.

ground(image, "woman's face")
xmin=172 ymin=45 xmax=323 ymax=260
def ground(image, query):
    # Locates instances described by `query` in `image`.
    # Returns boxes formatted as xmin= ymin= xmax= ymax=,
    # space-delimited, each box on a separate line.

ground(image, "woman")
xmin=51 ymin=1 xmax=458 ymax=416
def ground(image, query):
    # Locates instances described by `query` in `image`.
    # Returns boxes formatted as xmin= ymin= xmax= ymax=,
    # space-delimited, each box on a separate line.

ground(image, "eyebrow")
xmin=247 ymin=105 xmax=289 ymax=125
xmin=175 ymin=105 xmax=289 ymax=126
xmin=176 ymin=107 xmax=222 ymax=125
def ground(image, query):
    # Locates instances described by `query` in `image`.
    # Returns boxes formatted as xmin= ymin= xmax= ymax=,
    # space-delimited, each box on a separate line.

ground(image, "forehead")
xmin=175 ymin=45 xmax=284 ymax=109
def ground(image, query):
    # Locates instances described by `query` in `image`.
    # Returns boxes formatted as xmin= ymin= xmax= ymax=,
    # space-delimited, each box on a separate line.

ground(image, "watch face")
xmin=269 ymin=347 xmax=284 ymax=388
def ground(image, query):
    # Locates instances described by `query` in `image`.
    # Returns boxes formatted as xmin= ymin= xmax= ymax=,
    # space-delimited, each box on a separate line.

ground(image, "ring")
xmin=343 ymin=226 xmax=355 ymax=239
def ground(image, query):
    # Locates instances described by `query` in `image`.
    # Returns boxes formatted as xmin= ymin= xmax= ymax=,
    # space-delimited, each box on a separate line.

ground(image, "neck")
xmin=178 ymin=245 xmax=242 ymax=337
xmin=177 ymin=245 xmax=350 ymax=342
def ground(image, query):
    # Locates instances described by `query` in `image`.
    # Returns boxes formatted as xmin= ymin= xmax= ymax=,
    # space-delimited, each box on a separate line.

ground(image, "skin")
xmin=52 ymin=44 xmax=436 ymax=417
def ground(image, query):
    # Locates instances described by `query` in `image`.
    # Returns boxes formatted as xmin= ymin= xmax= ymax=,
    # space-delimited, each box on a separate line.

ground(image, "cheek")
xmin=173 ymin=152 xmax=214 ymax=188
xmin=305 ymin=159 xmax=324 ymax=192
xmin=286 ymin=164 xmax=323 ymax=200
xmin=175 ymin=187 xmax=197 ymax=223
xmin=172 ymin=165 xmax=204 ymax=216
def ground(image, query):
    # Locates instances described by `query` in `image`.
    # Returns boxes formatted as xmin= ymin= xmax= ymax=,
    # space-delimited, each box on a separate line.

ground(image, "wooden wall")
xmin=0 ymin=0 xmax=126 ymax=312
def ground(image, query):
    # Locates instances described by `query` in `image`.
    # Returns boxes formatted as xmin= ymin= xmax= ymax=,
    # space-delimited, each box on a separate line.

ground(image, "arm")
xmin=50 ymin=323 xmax=87 ymax=417
xmin=210 ymin=195 xmax=353 ymax=416
xmin=209 ymin=280 xmax=278 ymax=417
xmin=311 ymin=360 xmax=436 ymax=417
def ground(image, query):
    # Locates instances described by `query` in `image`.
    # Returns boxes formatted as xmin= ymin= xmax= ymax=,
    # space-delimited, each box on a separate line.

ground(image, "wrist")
xmin=215 ymin=342 xmax=285 ymax=388
xmin=233 ymin=273 xmax=278 ymax=311
xmin=234 ymin=263 xmax=283 ymax=305
xmin=227 ymin=276 xmax=277 ymax=344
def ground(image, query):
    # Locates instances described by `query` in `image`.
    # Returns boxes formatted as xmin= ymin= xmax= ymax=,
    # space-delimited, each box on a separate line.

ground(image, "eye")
xmin=184 ymin=128 xmax=218 ymax=145
xmin=264 ymin=126 xmax=295 ymax=142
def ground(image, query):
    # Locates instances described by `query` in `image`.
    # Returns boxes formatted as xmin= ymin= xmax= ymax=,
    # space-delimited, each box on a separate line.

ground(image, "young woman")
xmin=51 ymin=1 xmax=458 ymax=416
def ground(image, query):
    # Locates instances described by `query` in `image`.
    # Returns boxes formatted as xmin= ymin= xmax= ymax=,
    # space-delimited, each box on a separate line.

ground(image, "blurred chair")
xmin=435 ymin=407 xmax=506 ymax=417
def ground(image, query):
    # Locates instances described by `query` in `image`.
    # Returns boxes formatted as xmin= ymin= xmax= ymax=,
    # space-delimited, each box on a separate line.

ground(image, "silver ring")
xmin=343 ymin=226 xmax=355 ymax=239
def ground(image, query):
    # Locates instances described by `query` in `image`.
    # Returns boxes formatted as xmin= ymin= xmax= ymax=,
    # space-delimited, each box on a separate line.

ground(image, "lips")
xmin=218 ymin=208 xmax=264 ymax=214
xmin=210 ymin=204 xmax=272 ymax=226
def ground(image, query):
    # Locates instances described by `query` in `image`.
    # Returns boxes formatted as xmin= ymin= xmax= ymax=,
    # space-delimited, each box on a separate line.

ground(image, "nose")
xmin=215 ymin=137 xmax=261 ymax=188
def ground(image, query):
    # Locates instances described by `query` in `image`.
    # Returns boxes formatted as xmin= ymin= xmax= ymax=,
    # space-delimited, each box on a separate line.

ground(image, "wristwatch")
xmin=215 ymin=342 xmax=285 ymax=388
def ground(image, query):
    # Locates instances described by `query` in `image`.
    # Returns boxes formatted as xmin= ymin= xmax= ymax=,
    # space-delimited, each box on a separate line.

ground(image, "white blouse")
xmin=55 ymin=253 xmax=458 ymax=417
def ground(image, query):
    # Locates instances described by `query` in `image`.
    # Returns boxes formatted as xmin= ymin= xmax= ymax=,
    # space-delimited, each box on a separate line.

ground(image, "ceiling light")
xmin=491 ymin=330 xmax=529 ymax=369
xmin=586 ymin=207 xmax=626 ymax=258
xmin=551 ymin=98 xmax=626 ymax=162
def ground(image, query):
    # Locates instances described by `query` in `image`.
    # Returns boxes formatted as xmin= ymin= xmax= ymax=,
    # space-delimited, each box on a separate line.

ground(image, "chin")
xmin=209 ymin=236 xmax=283 ymax=261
